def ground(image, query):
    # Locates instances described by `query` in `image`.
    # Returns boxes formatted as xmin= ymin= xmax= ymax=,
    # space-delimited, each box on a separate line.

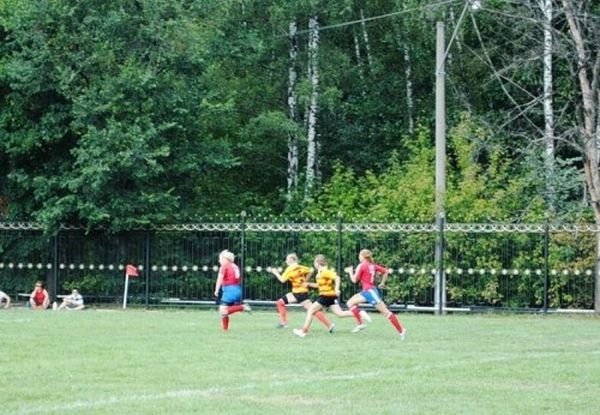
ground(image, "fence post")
xmin=336 ymin=213 xmax=343 ymax=275
xmin=543 ymin=220 xmax=550 ymax=313
xmin=240 ymin=211 xmax=247 ymax=296
xmin=144 ymin=231 xmax=151 ymax=309
xmin=434 ymin=213 xmax=446 ymax=315
xmin=51 ymin=231 xmax=59 ymax=302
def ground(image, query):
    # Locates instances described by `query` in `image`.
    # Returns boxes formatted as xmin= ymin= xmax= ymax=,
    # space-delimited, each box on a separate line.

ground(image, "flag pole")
xmin=123 ymin=273 xmax=129 ymax=309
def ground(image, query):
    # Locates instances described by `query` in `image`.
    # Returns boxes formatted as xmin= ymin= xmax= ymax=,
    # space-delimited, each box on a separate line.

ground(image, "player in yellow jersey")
xmin=270 ymin=253 xmax=334 ymax=332
xmin=293 ymin=254 xmax=362 ymax=337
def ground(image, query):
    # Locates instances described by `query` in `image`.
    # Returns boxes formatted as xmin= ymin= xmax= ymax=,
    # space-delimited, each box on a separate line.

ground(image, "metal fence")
xmin=0 ymin=220 xmax=597 ymax=312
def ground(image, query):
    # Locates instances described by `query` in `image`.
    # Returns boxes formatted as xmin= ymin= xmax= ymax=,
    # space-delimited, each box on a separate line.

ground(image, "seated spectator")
xmin=56 ymin=289 xmax=85 ymax=311
xmin=29 ymin=281 xmax=50 ymax=310
xmin=0 ymin=290 xmax=10 ymax=309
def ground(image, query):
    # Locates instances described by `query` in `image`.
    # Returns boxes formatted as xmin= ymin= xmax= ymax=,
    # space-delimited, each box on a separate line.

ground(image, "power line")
xmin=293 ymin=0 xmax=463 ymax=36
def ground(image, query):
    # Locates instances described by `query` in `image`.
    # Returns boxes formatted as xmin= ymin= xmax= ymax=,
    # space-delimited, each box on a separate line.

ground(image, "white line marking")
xmin=14 ymin=371 xmax=381 ymax=415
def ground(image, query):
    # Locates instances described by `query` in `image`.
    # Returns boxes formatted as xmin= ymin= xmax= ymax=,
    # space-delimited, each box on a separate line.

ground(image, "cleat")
xmin=293 ymin=328 xmax=307 ymax=338
xmin=328 ymin=323 xmax=335 ymax=334
xmin=359 ymin=310 xmax=372 ymax=323
xmin=276 ymin=322 xmax=288 ymax=329
xmin=399 ymin=329 xmax=407 ymax=341
xmin=351 ymin=324 xmax=367 ymax=333
xmin=243 ymin=303 xmax=252 ymax=313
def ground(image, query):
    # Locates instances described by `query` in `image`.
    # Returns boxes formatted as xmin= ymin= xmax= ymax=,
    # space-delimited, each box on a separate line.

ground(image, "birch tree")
xmin=540 ymin=0 xmax=555 ymax=210
xmin=287 ymin=20 xmax=299 ymax=196
xmin=305 ymin=15 xmax=320 ymax=199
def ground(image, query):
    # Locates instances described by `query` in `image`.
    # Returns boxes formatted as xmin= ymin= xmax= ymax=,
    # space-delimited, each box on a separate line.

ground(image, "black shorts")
xmin=291 ymin=292 xmax=310 ymax=303
xmin=316 ymin=295 xmax=338 ymax=307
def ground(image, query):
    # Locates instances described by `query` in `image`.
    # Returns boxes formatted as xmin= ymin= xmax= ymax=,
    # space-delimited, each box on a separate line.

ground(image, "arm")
xmin=214 ymin=270 xmax=224 ymax=297
xmin=376 ymin=264 xmax=389 ymax=289
xmin=344 ymin=265 xmax=359 ymax=284
xmin=270 ymin=268 xmax=286 ymax=283
xmin=378 ymin=270 xmax=389 ymax=289
xmin=334 ymin=274 xmax=341 ymax=296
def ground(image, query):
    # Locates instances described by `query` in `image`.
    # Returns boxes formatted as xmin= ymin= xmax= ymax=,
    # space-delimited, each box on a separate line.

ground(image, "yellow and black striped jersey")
xmin=282 ymin=264 xmax=311 ymax=294
xmin=316 ymin=267 xmax=337 ymax=296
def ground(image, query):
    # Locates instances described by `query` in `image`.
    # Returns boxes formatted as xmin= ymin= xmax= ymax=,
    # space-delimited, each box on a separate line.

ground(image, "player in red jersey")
xmin=29 ymin=281 xmax=50 ymax=310
xmin=344 ymin=249 xmax=406 ymax=339
xmin=270 ymin=253 xmax=334 ymax=332
xmin=214 ymin=250 xmax=251 ymax=331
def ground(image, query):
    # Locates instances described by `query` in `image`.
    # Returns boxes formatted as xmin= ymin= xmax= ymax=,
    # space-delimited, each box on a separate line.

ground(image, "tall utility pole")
xmin=434 ymin=21 xmax=446 ymax=315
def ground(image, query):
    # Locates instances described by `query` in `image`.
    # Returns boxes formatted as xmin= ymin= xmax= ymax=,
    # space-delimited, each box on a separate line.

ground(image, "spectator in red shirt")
xmin=29 ymin=281 xmax=50 ymax=310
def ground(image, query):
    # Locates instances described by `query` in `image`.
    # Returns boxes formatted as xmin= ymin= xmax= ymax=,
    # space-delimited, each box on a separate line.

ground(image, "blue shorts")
xmin=220 ymin=285 xmax=242 ymax=306
xmin=361 ymin=288 xmax=383 ymax=306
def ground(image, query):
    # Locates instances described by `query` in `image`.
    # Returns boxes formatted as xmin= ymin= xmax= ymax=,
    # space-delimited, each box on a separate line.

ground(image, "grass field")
xmin=1 ymin=307 xmax=599 ymax=415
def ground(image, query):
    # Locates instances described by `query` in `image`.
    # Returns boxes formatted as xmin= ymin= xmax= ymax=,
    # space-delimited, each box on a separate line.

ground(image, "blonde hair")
xmin=314 ymin=254 xmax=328 ymax=267
xmin=219 ymin=250 xmax=235 ymax=262
xmin=359 ymin=249 xmax=373 ymax=262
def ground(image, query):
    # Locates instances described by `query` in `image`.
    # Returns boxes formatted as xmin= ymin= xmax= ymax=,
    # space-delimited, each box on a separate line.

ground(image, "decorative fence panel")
xmin=0 ymin=221 xmax=596 ymax=311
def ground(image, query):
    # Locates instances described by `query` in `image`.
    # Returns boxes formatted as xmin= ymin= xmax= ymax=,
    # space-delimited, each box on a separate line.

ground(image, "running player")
xmin=214 ymin=250 xmax=251 ymax=331
xmin=344 ymin=249 xmax=406 ymax=339
xmin=292 ymin=254 xmax=363 ymax=337
xmin=270 ymin=253 xmax=334 ymax=332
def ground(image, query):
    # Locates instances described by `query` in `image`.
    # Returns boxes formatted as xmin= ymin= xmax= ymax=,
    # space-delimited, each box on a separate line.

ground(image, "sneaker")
xmin=328 ymin=323 xmax=335 ymax=334
xmin=351 ymin=324 xmax=367 ymax=333
xmin=243 ymin=303 xmax=252 ymax=313
xmin=359 ymin=310 xmax=372 ymax=323
xmin=399 ymin=328 xmax=407 ymax=341
xmin=293 ymin=328 xmax=307 ymax=338
xmin=276 ymin=322 xmax=288 ymax=329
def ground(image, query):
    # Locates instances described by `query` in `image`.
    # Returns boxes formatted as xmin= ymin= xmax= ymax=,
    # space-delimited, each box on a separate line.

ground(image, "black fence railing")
xmin=0 ymin=220 xmax=597 ymax=311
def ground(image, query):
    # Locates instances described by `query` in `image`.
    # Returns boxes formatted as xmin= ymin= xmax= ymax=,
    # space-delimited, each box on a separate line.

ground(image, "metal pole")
xmin=336 ymin=213 xmax=343 ymax=275
xmin=240 ymin=210 xmax=247 ymax=297
xmin=52 ymin=231 xmax=59 ymax=302
xmin=435 ymin=21 xmax=446 ymax=316
xmin=144 ymin=231 xmax=151 ymax=309
xmin=543 ymin=220 xmax=550 ymax=312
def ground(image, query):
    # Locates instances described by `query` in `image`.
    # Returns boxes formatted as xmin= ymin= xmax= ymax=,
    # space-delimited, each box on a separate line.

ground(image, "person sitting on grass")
xmin=56 ymin=289 xmax=84 ymax=311
xmin=0 ymin=290 xmax=10 ymax=309
xmin=29 ymin=281 xmax=50 ymax=310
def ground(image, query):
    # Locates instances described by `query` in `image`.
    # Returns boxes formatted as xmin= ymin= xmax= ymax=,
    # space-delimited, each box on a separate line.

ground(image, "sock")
xmin=227 ymin=304 xmax=244 ymax=315
xmin=387 ymin=312 xmax=403 ymax=333
xmin=314 ymin=310 xmax=332 ymax=329
xmin=350 ymin=305 xmax=363 ymax=324
xmin=276 ymin=299 xmax=288 ymax=324
xmin=221 ymin=315 xmax=229 ymax=331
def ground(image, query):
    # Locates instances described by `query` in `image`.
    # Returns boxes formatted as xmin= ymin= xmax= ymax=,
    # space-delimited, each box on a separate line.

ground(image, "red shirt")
xmin=355 ymin=262 xmax=387 ymax=290
xmin=32 ymin=289 xmax=47 ymax=306
xmin=220 ymin=263 xmax=241 ymax=286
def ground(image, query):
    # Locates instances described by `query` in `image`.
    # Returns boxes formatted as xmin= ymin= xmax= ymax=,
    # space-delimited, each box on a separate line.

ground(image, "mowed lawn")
xmin=1 ymin=307 xmax=599 ymax=415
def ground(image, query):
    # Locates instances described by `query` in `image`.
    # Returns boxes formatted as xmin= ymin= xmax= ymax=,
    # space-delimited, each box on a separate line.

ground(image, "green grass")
xmin=1 ymin=307 xmax=599 ymax=415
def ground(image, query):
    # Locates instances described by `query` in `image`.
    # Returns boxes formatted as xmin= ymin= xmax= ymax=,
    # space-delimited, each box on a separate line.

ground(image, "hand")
xmin=335 ymin=289 xmax=341 ymax=297
xmin=344 ymin=266 xmax=353 ymax=275
xmin=214 ymin=290 xmax=219 ymax=297
xmin=378 ymin=283 xmax=386 ymax=289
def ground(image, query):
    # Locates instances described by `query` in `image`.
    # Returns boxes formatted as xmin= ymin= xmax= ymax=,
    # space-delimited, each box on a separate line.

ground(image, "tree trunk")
xmin=540 ymin=0 xmax=555 ymax=211
xmin=562 ymin=0 xmax=600 ymax=313
xmin=305 ymin=16 xmax=320 ymax=199
xmin=393 ymin=19 xmax=414 ymax=135
xmin=360 ymin=9 xmax=373 ymax=69
xmin=287 ymin=20 xmax=299 ymax=197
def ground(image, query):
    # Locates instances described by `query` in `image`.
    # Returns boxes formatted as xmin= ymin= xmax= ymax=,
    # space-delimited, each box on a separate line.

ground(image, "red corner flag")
xmin=126 ymin=264 xmax=139 ymax=278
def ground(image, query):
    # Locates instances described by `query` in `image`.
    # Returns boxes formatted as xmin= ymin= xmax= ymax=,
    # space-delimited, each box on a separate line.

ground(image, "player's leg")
xmin=297 ymin=293 xmax=333 ymax=331
xmin=293 ymin=301 xmax=323 ymax=337
xmin=275 ymin=293 xmax=295 ymax=328
xmin=346 ymin=292 xmax=367 ymax=325
xmin=375 ymin=301 xmax=406 ymax=338
xmin=224 ymin=285 xmax=245 ymax=315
